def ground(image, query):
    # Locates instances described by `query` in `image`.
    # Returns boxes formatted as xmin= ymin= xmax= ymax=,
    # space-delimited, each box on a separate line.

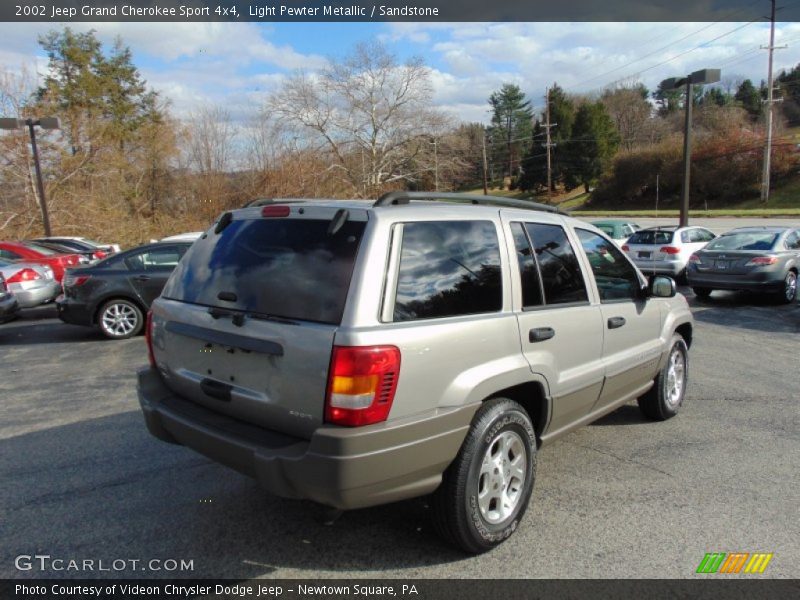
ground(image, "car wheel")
xmin=98 ymin=299 xmax=144 ymax=339
xmin=776 ymin=270 xmax=797 ymax=304
xmin=432 ymin=398 xmax=536 ymax=554
xmin=692 ymin=287 xmax=712 ymax=299
xmin=638 ymin=334 xmax=688 ymax=421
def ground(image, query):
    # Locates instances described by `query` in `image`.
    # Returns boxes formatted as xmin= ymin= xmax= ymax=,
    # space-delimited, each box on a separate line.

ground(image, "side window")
xmin=125 ymin=247 xmax=183 ymax=271
xmin=577 ymin=229 xmax=642 ymax=302
xmin=524 ymin=223 xmax=588 ymax=305
xmin=784 ymin=231 xmax=800 ymax=250
xmin=510 ymin=222 xmax=544 ymax=308
xmin=0 ymin=249 xmax=21 ymax=260
xmin=696 ymin=229 xmax=715 ymax=242
xmin=394 ymin=221 xmax=502 ymax=321
xmin=681 ymin=230 xmax=693 ymax=243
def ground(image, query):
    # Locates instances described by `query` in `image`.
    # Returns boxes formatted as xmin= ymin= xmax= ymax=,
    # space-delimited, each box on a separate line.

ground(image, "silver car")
xmin=138 ymin=192 xmax=694 ymax=554
xmin=0 ymin=258 xmax=60 ymax=308
xmin=623 ymin=225 xmax=716 ymax=280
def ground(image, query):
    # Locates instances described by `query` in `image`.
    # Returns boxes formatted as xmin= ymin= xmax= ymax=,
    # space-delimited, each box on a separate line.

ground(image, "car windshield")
xmin=22 ymin=242 xmax=58 ymax=255
xmin=627 ymin=230 xmax=674 ymax=245
xmin=706 ymin=232 xmax=779 ymax=251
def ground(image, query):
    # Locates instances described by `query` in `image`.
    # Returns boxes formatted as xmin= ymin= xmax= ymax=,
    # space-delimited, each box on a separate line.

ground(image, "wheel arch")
xmin=483 ymin=381 xmax=550 ymax=447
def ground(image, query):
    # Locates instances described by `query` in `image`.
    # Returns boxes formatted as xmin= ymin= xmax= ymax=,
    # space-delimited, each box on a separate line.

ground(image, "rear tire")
xmin=776 ymin=270 xmax=797 ymax=304
xmin=98 ymin=299 xmax=143 ymax=339
xmin=638 ymin=334 xmax=688 ymax=421
xmin=692 ymin=287 xmax=712 ymax=299
xmin=432 ymin=398 xmax=536 ymax=554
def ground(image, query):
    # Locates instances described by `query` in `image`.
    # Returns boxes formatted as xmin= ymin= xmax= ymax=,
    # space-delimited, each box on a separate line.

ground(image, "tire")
xmin=98 ymin=298 xmax=144 ymax=339
xmin=638 ymin=334 xmax=688 ymax=421
xmin=692 ymin=287 xmax=712 ymax=299
xmin=776 ymin=270 xmax=797 ymax=304
xmin=432 ymin=398 xmax=536 ymax=554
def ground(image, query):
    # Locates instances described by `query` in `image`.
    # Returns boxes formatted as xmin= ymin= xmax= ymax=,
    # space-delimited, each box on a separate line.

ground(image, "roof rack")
xmin=374 ymin=191 xmax=565 ymax=214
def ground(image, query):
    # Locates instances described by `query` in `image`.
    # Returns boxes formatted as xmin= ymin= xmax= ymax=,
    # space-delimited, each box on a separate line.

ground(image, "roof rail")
xmin=374 ymin=191 xmax=565 ymax=214
xmin=242 ymin=198 xmax=306 ymax=208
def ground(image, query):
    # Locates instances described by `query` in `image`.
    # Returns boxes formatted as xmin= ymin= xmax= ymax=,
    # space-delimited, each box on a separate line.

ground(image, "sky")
xmin=2 ymin=20 xmax=800 ymax=124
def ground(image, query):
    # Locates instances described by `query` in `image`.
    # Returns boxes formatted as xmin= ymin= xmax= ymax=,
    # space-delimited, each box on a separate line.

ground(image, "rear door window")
xmin=523 ymin=223 xmax=588 ymax=305
xmin=163 ymin=217 xmax=366 ymax=325
xmin=393 ymin=220 xmax=502 ymax=321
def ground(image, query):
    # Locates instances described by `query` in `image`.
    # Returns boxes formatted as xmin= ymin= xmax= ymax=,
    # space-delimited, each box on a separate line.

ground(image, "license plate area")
xmin=638 ymin=251 xmax=651 ymax=259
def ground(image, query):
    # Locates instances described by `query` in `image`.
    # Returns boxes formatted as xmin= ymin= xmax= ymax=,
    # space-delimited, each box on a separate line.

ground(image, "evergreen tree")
xmin=487 ymin=84 xmax=533 ymax=187
xmin=735 ymin=79 xmax=762 ymax=118
xmin=548 ymin=84 xmax=575 ymax=189
xmin=562 ymin=101 xmax=620 ymax=193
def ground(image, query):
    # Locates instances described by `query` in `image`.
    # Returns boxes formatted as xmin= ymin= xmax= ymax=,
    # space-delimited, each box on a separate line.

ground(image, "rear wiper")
xmin=208 ymin=306 xmax=297 ymax=326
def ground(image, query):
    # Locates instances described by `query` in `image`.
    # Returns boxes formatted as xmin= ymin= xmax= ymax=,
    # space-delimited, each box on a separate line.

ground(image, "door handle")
xmin=529 ymin=327 xmax=555 ymax=343
xmin=608 ymin=316 xmax=626 ymax=329
xmin=133 ymin=275 xmax=151 ymax=282
xmin=200 ymin=378 xmax=233 ymax=402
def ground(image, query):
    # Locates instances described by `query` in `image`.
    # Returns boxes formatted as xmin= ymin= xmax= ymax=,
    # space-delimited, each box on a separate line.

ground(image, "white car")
xmin=160 ymin=232 xmax=203 ymax=243
xmin=622 ymin=226 xmax=716 ymax=280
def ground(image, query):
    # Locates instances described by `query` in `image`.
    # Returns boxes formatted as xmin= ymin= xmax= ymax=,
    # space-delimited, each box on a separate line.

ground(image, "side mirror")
xmin=649 ymin=275 xmax=676 ymax=298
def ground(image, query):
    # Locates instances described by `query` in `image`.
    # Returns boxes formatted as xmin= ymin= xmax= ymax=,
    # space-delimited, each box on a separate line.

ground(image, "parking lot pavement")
xmin=1 ymin=291 xmax=798 ymax=579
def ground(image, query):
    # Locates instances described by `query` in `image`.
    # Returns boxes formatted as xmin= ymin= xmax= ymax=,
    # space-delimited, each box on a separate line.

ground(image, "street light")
xmin=0 ymin=116 xmax=61 ymax=236
xmin=660 ymin=69 xmax=720 ymax=228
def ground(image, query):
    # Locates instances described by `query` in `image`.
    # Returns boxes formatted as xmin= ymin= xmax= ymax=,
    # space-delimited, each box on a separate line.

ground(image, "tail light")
xmin=659 ymin=246 xmax=681 ymax=255
xmin=145 ymin=310 xmax=155 ymax=367
xmin=63 ymin=274 xmax=91 ymax=287
xmin=261 ymin=205 xmax=291 ymax=218
xmin=688 ymin=253 xmax=701 ymax=264
xmin=621 ymin=245 xmax=629 ymax=252
xmin=93 ymin=251 xmax=107 ymax=260
xmin=6 ymin=268 xmax=42 ymax=283
xmin=325 ymin=345 xmax=401 ymax=427
xmin=746 ymin=256 xmax=778 ymax=266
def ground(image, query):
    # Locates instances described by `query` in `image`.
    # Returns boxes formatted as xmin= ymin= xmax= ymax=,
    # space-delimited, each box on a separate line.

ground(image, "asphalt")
xmin=1 ymin=289 xmax=798 ymax=580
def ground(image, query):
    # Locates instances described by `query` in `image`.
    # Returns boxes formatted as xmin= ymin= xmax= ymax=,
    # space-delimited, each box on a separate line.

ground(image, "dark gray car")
xmin=686 ymin=226 xmax=800 ymax=303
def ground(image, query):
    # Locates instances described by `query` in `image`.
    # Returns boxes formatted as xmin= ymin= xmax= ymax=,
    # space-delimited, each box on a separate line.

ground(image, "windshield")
xmin=706 ymin=232 xmax=779 ymax=251
xmin=163 ymin=217 xmax=366 ymax=325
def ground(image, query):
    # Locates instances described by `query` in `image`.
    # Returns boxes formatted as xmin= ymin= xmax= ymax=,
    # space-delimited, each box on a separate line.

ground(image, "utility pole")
xmin=481 ymin=128 xmax=489 ymax=195
xmin=433 ymin=137 xmax=439 ymax=192
xmin=543 ymin=87 xmax=557 ymax=204
xmin=27 ymin=119 xmax=51 ymax=236
xmin=760 ymin=0 xmax=786 ymax=204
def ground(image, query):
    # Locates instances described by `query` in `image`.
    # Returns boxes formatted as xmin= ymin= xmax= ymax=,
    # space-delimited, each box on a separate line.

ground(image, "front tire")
xmin=432 ymin=398 xmax=536 ymax=554
xmin=692 ymin=287 xmax=712 ymax=299
xmin=638 ymin=334 xmax=688 ymax=421
xmin=98 ymin=299 xmax=143 ymax=339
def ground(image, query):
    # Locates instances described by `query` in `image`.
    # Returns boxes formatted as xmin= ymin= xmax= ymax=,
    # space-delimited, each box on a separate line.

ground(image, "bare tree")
xmin=267 ymin=41 xmax=445 ymax=197
xmin=601 ymin=85 xmax=653 ymax=151
xmin=185 ymin=104 xmax=237 ymax=174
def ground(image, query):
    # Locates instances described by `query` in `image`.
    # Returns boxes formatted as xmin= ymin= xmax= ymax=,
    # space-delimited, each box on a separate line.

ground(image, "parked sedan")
xmin=57 ymin=241 xmax=191 ymax=339
xmin=687 ymin=226 xmax=800 ymax=303
xmin=0 ymin=274 xmax=20 ymax=323
xmin=622 ymin=226 xmax=716 ymax=280
xmin=33 ymin=236 xmax=121 ymax=254
xmin=30 ymin=238 xmax=107 ymax=262
xmin=0 ymin=258 xmax=60 ymax=308
xmin=0 ymin=241 xmax=83 ymax=282
xmin=591 ymin=219 xmax=641 ymax=246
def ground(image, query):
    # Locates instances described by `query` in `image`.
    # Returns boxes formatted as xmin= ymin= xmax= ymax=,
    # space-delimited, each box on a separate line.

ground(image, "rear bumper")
xmin=632 ymin=259 xmax=685 ymax=277
xmin=10 ymin=280 xmax=60 ymax=308
xmin=56 ymin=295 xmax=94 ymax=326
xmin=137 ymin=367 xmax=476 ymax=510
xmin=686 ymin=271 xmax=784 ymax=293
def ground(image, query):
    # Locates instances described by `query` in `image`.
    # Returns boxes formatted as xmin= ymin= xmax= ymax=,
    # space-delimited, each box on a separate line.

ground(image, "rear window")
xmin=22 ymin=242 xmax=58 ymax=256
xmin=163 ymin=217 xmax=365 ymax=324
xmin=628 ymin=230 xmax=674 ymax=245
xmin=706 ymin=232 xmax=779 ymax=251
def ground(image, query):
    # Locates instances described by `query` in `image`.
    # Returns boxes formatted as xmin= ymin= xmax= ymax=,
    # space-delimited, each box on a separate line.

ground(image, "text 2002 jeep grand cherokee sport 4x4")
xmin=138 ymin=192 xmax=693 ymax=553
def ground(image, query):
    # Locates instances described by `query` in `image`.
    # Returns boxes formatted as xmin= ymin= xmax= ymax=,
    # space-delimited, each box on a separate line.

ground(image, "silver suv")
xmin=138 ymin=192 xmax=693 ymax=553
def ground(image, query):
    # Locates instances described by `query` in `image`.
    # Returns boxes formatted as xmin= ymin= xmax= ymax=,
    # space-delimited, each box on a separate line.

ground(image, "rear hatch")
xmin=152 ymin=205 xmax=368 ymax=439
xmin=625 ymin=229 xmax=675 ymax=263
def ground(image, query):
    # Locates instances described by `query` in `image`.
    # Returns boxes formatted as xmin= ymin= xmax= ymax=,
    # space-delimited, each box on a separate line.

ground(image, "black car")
xmin=57 ymin=242 xmax=191 ymax=339
xmin=0 ymin=273 xmax=20 ymax=323
xmin=686 ymin=226 xmax=800 ymax=303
